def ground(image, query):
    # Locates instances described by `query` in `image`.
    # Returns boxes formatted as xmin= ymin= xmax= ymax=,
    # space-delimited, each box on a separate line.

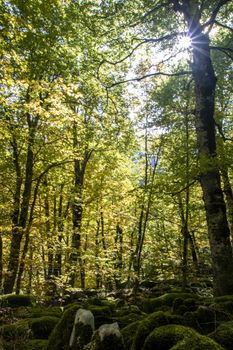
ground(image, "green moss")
xmin=85 ymin=305 xmax=113 ymax=328
xmin=213 ymin=295 xmax=233 ymax=303
xmin=0 ymin=320 xmax=31 ymax=350
xmin=184 ymin=306 xmax=216 ymax=334
xmin=131 ymin=311 xmax=183 ymax=350
xmin=0 ymin=319 xmax=30 ymax=341
xmin=121 ymin=321 xmax=141 ymax=350
xmin=29 ymin=316 xmax=60 ymax=339
xmin=142 ymin=325 xmax=223 ymax=350
xmin=70 ymin=322 xmax=93 ymax=350
xmin=47 ymin=304 xmax=80 ymax=350
xmin=0 ymin=294 xmax=34 ymax=307
xmin=116 ymin=305 xmax=142 ymax=317
xmin=25 ymin=339 xmax=48 ymax=350
xmin=86 ymin=323 xmax=125 ymax=350
xmin=27 ymin=307 xmax=62 ymax=319
xmin=114 ymin=313 xmax=144 ymax=328
xmin=210 ymin=320 xmax=233 ymax=350
xmin=143 ymin=293 xmax=198 ymax=313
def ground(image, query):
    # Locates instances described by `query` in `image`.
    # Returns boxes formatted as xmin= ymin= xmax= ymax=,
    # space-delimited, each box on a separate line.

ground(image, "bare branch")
xmin=210 ymin=45 xmax=233 ymax=60
xmin=214 ymin=20 xmax=233 ymax=32
xmin=203 ymin=0 xmax=232 ymax=33
xmin=171 ymin=179 xmax=198 ymax=197
xmin=99 ymin=32 xmax=183 ymax=69
xmin=107 ymin=70 xmax=191 ymax=88
xmin=215 ymin=121 xmax=233 ymax=142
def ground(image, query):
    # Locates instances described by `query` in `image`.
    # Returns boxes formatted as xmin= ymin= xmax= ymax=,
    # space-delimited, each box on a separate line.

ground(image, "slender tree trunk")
xmin=3 ymin=115 xmax=38 ymax=294
xmin=54 ymin=185 xmax=65 ymax=277
xmin=44 ymin=179 xmax=53 ymax=279
xmin=0 ymin=233 xmax=2 ymax=290
xmin=26 ymin=247 xmax=33 ymax=294
xmin=179 ymin=4 xmax=233 ymax=295
xmin=69 ymin=122 xmax=90 ymax=288
xmin=95 ymin=219 xmax=102 ymax=288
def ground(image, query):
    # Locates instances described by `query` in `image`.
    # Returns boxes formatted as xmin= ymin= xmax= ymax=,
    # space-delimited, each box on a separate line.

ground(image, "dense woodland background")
xmin=0 ymin=0 xmax=233 ymax=299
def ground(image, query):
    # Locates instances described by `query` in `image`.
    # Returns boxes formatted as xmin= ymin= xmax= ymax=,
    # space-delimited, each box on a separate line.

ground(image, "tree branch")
xmin=203 ymin=0 xmax=232 ymax=33
xmin=99 ymin=32 xmax=183 ymax=69
xmin=214 ymin=20 xmax=233 ymax=32
xmin=107 ymin=70 xmax=191 ymax=88
xmin=210 ymin=46 xmax=233 ymax=60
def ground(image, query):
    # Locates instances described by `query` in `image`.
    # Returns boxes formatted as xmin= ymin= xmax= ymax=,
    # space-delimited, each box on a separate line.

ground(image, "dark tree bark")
xmin=3 ymin=115 xmax=38 ymax=294
xmin=174 ymin=1 xmax=233 ymax=295
xmin=0 ymin=234 xmax=2 ymax=290
xmin=69 ymin=122 xmax=91 ymax=288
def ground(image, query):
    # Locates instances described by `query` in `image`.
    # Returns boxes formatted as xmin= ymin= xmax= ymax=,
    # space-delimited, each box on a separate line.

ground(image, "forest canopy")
xmin=0 ymin=0 xmax=233 ymax=298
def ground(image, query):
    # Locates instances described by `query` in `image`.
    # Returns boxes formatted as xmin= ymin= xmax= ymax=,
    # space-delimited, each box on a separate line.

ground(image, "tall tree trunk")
xmin=95 ymin=219 xmax=102 ymax=288
xmin=0 ymin=233 xmax=2 ymax=290
xmin=69 ymin=122 xmax=90 ymax=288
xmin=3 ymin=115 xmax=38 ymax=294
xmin=177 ymin=2 xmax=233 ymax=295
xmin=54 ymin=185 xmax=65 ymax=277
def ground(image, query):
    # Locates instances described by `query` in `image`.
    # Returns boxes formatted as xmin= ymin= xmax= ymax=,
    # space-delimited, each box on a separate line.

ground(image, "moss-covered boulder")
xmin=0 ymin=294 xmax=34 ymax=307
xmin=143 ymin=293 xmax=198 ymax=313
xmin=29 ymin=316 xmax=60 ymax=339
xmin=121 ymin=321 xmax=141 ymax=350
xmin=210 ymin=320 xmax=233 ymax=350
xmin=142 ymin=324 xmax=223 ymax=350
xmin=86 ymin=305 xmax=113 ymax=328
xmin=115 ymin=305 xmax=142 ymax=317
xmin=27 ymin=306 xmax=62 ymax=319
xmin=85 ymin=322 xmax=125 ymax=350
xmin=69 ymin=309 xmax=94 ymax=350
xmin=0 ymin=319 xmax=31 ymax=350
xmin=25 ymin=339 xmax=48 ymax=350
xmin=47 ymin=304 xmax=80 ymax=350
xmin=114 ymin=312 xmax=144 ymax=329
xmin=131 ymin=311 xmax=183 ymax=350
xmin=184 ymin=303 xmax=233 ymax=334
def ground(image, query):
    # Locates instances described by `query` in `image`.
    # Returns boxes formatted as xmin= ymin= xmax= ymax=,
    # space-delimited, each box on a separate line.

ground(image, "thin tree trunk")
xmin=0 ymin=233 xmax=2 ymax=290
xmin=3 ymin=115 xmax=38 ymax=294
xmin=69 ymin=122 xmax=91 ymax=288
xmin=95 ymin=219 xmax=102 ymax=288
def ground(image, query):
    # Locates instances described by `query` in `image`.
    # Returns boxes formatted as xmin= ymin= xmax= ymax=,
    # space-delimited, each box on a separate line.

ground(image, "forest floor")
xmin=1 ymin=280 xmax=233 ymax=349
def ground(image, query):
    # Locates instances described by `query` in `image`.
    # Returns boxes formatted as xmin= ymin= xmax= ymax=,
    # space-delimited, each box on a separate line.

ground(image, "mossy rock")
xmin=70 ymin=321 xmax=93 ymax=350
xmin=0 ymin=294 xmax=34 ymax=307
xmin=85 ymin=305 xmax=113 ymax=328
xmin=115 ymin=305 xmax=142 ymax=317
xmin=47 ymin=304 xmax=80 ymax=350
xmin=29 ymin=316 xmax=60 ymax=339
xmin=209 ymin=320 xmax=233 ymax=350
xmin=17 ymin=306 xmax=62 ymax=320
xmin=210 ymin=301 xmax=233 ymax=320
xmin=0 ymin=319 xmax=30 ymax=341
xmin=142 ymin=324 xmax=223 ymax=350
xmin=121 ymin=321 xmax=141 ymax=350
xmin=25 ymin=339 xmax=48 ymax=350
xmin=143 ymin=293 xmax=198 ymax=313
xmin=84 ymin=323 xmax=125 ymax=350
xmin=131 ymin=311 xmax=183 ymax=350
xmin=213 ymin=295 xmax=233 ymax=303
xmin=114 ymin=313 xmax=145 ymax=328
xmin=0 ymin=320 xmax=31 ymax=350
xmin=184 ymin=303 xmax=232 ymax=334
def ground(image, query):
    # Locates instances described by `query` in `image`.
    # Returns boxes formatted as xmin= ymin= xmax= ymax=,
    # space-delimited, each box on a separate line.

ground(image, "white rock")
xmin=98 ymin=322 xmax=121 ymax=342
xmin=69 ymin=308 xmax=95 ymax=347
